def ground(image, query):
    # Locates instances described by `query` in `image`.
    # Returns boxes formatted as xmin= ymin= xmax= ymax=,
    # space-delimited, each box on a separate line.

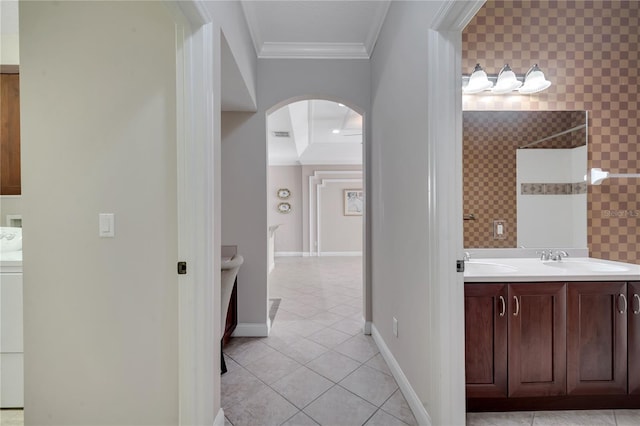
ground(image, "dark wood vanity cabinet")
xmin=467 ymin=280 xmax=640 ymax=409
xmin=567 ymin=282 xmax=628 ymax=395
xmin=464 ymin=283 xmax=566 ymax=398
xmin=629 ymin=282 xmax=640 ymax=395
xmin=508 ymin=283 xmax=566 ymax=397
xmin=464 ymin=284 xmax=508 ymax=398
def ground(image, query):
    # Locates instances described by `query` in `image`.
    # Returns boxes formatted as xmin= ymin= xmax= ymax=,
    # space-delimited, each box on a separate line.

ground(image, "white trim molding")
xmin=318 ymin=251 xmax=363 ymax=257
xmin=259 ymin=42 xmax=369 ymax=59
xmin=371 ymin=325 xmax=431 ymax=426
xmin=213 ymin=409 xmax=225 ymax=426
xmin=274 ymin=251 xmax=305 ymax=257
xmin=307 ymin=170 xmax=363 ymax=255
xmin=232 ymin=322 xmax=270 ymax=338
xmin=423 ymin=1 xmax=484 ymax=424
xmin=169 ymin=1 xmax=217 ymax=425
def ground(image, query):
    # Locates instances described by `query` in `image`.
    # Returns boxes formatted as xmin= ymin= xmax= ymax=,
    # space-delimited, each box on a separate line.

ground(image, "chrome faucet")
xmin=463 ymin=251 xmax=471 ymax=261
xmin=550 ymin=250 xmax=569 ymax=261
xmin=536 ymin=249 xmax=551 ymax=261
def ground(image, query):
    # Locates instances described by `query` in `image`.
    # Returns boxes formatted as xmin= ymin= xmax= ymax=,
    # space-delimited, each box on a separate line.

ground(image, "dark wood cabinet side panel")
xmin=0 ymin=74 xmax=21 ymax=195
xmin=567 ymin=282 xmax=627 ymax=396
xmin=629 ymin=282 xmax=640 ymax=395
xmin=465 ymin=284 xmax=508 ymax=398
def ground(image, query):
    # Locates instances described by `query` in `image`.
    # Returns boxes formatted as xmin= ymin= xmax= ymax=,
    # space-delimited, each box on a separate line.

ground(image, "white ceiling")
xmin=268 ymin=100 xmax=363 ymax=165
xmin=241 ymin=0 xmax=390 ymax=59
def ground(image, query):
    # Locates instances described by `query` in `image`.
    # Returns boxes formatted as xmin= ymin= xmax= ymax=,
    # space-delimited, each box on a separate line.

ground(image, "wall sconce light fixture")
xmin=463 ymin=63 xmax=551 ymax=95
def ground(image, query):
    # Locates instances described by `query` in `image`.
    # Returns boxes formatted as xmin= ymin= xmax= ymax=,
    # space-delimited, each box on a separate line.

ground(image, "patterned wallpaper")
xmin=463 ymin=111 xmax=585 ymax=248
xmin=463 ymin=0 xmax=640 ymax=264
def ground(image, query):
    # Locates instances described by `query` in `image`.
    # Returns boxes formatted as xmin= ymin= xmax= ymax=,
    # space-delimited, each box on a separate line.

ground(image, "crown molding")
xmin=258 ymin=42 xmax=370 ymax=59
xmin=364 ymin=0 xmax=391 ymax=55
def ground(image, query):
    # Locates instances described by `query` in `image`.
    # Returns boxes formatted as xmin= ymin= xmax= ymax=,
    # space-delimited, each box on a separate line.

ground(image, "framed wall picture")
xmin=344 ymin=189 xmax=364 ymax=216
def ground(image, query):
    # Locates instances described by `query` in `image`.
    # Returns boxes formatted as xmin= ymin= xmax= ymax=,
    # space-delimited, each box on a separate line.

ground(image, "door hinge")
xmin=177 ymin=261 xmax=187 ymax=275
xmin=456 ymin=259 xmax=465 ymax=273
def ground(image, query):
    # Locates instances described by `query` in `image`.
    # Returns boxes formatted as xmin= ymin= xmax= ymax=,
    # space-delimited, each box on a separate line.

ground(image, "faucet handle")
xmin=463 ymin=251 xmax=471 ymax=261
xmin=553 ymin=250 xmax=569 ymax=261
xmin=536 ymin=249 xmax=550 ymax=261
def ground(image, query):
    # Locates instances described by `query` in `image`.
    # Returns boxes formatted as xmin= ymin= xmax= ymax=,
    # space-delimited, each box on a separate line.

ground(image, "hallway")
xmin=221 ymin=256 xmax=417 ymax=426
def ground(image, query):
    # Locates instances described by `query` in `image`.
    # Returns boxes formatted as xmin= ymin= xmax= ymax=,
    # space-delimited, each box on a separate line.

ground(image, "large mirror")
xmin=463 ymin=110 xmax=587 ymax=249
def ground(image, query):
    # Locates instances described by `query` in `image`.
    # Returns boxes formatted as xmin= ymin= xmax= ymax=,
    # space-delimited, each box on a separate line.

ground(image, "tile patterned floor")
xmin=222 ymin=256 xmax=418 ymax=426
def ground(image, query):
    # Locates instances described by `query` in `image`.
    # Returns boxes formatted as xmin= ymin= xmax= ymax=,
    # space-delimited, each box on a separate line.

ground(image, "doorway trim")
xmin=266 ymin=97 xmax=371 ymax=333
xmin=425 ymin=1 xmax=485 ymax=425
xmin=167 ymin=1 xmax=220 ymax=425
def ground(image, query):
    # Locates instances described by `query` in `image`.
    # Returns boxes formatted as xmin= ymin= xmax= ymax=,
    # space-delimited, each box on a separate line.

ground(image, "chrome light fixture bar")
xmin=462 ymin=63 xmax=551 ymax=95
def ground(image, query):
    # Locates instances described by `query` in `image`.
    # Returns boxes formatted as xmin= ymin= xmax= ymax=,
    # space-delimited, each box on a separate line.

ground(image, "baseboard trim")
xmin=231 ymin=322 xmax=270 ymax=337
xmin=319 ymin=251 xmax=363 ymax=257
xmin=213 ymin=408 xmax=225 ymax=426
xmin=371 ymin=324 xmax=432 ymax=426
xmin=364 ymin=320 xmax=372 ymax=335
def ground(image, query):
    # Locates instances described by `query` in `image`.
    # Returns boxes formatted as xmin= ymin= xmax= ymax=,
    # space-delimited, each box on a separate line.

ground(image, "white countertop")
xmin=464 ymin=257 xmax=640 ymax=283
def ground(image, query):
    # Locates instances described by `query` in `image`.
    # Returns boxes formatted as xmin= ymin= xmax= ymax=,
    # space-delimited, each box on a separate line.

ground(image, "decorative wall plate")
xmin=277 ymin=202 xmax=292 ymax=214
xmin=277 ymin=188 xmax=291 ymax=199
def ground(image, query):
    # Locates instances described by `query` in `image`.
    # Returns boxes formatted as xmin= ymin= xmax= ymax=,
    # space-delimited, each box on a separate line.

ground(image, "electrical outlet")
xmin=393 ymin=317 xmax=398 ymax=337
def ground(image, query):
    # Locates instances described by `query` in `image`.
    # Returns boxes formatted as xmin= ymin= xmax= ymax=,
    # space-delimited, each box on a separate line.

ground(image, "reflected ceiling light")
xmin=462 ymin=64 xmax=493 ymax=94
xmin=491 ymin=64 xmax=522 ymax=94
xmin=518 ymin=64 xmax=552 ymax=94
xmin=332 ymin=129 xmax=340 ymax=134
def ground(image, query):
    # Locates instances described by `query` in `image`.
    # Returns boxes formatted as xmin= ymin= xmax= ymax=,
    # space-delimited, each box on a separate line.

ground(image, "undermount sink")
xmin=466 ymin=261 xmax=518 ymax=274
xmin=542 ymin=259 xmax=630 ymax=273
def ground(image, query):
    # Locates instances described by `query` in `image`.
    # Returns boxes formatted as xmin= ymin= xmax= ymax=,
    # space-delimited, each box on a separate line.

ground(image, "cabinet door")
xmin=567 ymin=282 xmax=627 ymax=395
xmin=508 ymin=283 xmax=566 ymax=397
xmin=465 ymin=284 xmax=508 ymax=398
xmin=0 ymin=73 xmax=21 ymax=195
xmin=629 ymin=282 xmax=640 ymax=395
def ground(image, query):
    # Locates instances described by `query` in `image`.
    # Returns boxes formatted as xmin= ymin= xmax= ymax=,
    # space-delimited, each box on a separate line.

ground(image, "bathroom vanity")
xmin=464 ymin=255 xmax=640 ymax=411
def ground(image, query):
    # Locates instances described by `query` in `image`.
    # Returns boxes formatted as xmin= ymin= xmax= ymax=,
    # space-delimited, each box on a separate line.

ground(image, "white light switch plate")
xmin=99 ymin=213 xmax=115 ymax=237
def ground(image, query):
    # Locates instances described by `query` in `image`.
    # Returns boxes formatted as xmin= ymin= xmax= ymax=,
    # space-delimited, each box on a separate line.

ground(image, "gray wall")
xmin=319 ymin=181 xmax=362 ymax=253
xmin=370 ymin=0 xmax=444 ymax=411
xmin=268 ymin=166 xmax=303 ymax=253
xmin=20 ymin=2 xmax=178 ymax=424
xmin=222 ymin=59 xmax=370 ymax=332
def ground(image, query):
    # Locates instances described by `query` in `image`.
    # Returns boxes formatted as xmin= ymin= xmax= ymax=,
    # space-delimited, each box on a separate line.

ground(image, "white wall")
xmin=370 ymin=0 xmax=447 ymax=419
xmin=206 ymin=1 xmax=257 ymax=110
xmin=319 ymin=181 xmax=362 ymax=253
xmin=221 ymin=59 xmax=369 ymax=334
xmin=517 ymin=145 xmax=587 ymax=248
xmin=0 ymin=0 xmax=19 ymax=65
xmin=20 ymin=2 xmax=178 ymax=424
xmin=268 ymin=165 xmax=303 ymax=253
